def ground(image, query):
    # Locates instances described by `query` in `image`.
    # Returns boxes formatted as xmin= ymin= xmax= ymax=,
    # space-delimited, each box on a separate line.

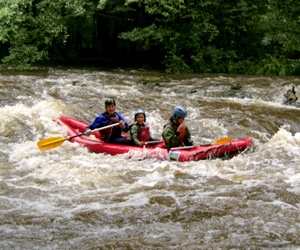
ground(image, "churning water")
xmin=1 ymin=66 xmax=300 ymax=249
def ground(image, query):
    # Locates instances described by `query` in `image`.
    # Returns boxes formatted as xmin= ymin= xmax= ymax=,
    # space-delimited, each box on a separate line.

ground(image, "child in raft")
xmin=130 ymin=109 xmax=159 ymax=146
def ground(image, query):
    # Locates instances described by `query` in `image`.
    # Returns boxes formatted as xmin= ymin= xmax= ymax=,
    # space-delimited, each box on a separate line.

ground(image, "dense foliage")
xmin=0 ymin=0 xmax=300 ymax=74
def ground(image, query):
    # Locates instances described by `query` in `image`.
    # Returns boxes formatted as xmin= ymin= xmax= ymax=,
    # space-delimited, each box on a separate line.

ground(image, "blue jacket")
xmin=85 ymin=112 xmax=129 ymax=139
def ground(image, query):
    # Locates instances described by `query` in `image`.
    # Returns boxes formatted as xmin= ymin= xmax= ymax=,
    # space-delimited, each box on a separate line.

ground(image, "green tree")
xmin=105 ymin=0 xmax=269 ymax=74
xmin=117 ymin=0 xmax=220 ymax=73
xmin=0 ymin=0 xmax=86 ymax=70
xmin=1 ymin=0 xmax=300 ymax=75
xmin=253 ymin=0 xmax=300 ymax=75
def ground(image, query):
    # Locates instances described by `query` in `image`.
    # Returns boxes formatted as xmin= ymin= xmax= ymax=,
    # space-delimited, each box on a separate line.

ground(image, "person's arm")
xmin=162 ymin=125 xmax=181 ymax=147
xmin=130 ymin=124 xmax=141 ymax=146
xmin=117 ymin=113 xmax=129 ymax=132
xmin=183 ymin=127 xmax=194 ymax=146
xmin=85 ymin=115 xmax=106 ymax=135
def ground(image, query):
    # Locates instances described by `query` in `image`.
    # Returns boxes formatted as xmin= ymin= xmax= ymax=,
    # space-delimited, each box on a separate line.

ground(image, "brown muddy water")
xmin=1 ymin=65 xmax=300 ymax=249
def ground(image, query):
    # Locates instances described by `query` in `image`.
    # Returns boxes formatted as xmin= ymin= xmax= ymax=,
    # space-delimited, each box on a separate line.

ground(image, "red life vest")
xmin=139 ymin=125 xmax=150 ymax=142
xmin=164 ymin=122 xmax=186 ymax=144
xmin=100 ymin=113 xmax=120 ymax=139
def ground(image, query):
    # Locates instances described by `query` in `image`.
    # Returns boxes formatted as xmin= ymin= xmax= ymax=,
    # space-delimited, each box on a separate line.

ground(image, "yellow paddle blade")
xmin=211 ymin=137 xmax=232 ymax=145
xmin=37 ymin=137 xmax=69 ymax=151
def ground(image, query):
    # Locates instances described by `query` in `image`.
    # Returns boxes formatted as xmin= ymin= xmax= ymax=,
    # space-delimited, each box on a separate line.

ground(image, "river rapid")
xmin=1 ymin=66 xmax=300 ymax=249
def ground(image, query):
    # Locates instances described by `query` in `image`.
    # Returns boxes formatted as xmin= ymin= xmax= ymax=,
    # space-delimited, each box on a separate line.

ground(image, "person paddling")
xmin=162 ymin=106 xmax=199 ymax=149
xmin=85 ymin=98 xmax=133 ymax=145
xmin=130 ymin=109 xmax=158 ymax=146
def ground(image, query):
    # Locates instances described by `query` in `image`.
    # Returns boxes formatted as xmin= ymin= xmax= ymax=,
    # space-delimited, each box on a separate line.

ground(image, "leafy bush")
xmin=250 ymin=55 xmax=300 ymax=76
xmin=2 ymin=45 xmax=48 ymax=70
xmin=163 ymin=53 xmax=192 ymax=74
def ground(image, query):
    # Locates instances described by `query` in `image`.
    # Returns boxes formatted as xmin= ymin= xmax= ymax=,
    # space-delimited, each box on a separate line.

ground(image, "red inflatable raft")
xmin=53 ymin=117 xmax=256 ymax=162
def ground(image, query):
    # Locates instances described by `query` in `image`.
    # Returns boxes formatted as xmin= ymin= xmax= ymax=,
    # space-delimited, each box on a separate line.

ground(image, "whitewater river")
xmin=1 ymin=65 xmax=300 ymax=249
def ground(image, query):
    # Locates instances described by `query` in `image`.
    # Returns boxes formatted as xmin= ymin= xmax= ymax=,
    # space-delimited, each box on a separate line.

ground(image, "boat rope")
xmin=192 ymin=143 xmax=231 ymax=158
xmin=103 ymin=127 xmax=113 ymax=142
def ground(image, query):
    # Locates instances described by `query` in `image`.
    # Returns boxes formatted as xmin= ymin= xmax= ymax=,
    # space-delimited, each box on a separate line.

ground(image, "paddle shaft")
xmin=144 ymin=140 xmax=163 ymax=145
xmin=70 ymin=123 xmax=119 ymax=140
xmin=38 ymin=123 xmax=119 ymax=151
xmin=170 ymin=137 xmax=231 ymax=151
xmin=170 ymin=145 xmax=204 ymax=150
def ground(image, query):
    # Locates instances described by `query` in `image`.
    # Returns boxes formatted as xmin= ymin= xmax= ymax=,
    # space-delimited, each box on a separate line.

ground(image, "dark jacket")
xmin=162 ymin=122 xmax=193 ymax=148
xmin=130 ymin=122 xmax=156 ymax=145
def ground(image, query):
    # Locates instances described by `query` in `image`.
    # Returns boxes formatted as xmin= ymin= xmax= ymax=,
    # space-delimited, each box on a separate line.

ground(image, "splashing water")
xmin=1 ymin=67 xmax=300 ymax=249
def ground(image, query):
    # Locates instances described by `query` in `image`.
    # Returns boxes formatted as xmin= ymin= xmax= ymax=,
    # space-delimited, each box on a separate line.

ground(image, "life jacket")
xmin=164 ymin=122 xmax=186 ymax=144
xmin=130 ymin=123 xmax=151 ymax=142
xmin=100 ymin=112 xmax=120 ymax=140
xmin=139 ymin=125 xmax=150 ymax=142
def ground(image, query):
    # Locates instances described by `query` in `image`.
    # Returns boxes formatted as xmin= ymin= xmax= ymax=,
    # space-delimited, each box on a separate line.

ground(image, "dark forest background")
xmin=1 ymin=0 xmax=300 ymax=75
